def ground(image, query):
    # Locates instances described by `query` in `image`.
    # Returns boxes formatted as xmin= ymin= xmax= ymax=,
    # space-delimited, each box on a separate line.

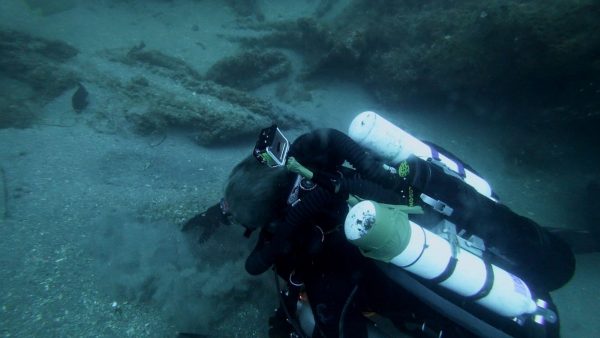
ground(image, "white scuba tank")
xmin=344 ymin=200 xmax=538 ymax=318
xmin=348 ymin=111 xmax=496 ymax=201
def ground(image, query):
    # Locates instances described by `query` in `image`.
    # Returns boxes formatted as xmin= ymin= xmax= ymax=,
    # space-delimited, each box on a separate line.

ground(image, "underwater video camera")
xmin=253 ymin=125 xmax=290 ymax=168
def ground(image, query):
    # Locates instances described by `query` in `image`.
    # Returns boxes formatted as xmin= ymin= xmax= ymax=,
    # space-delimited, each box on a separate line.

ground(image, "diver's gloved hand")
xmin=181 ymin=203 xmax=229 ymax=232
xmin=246 ymin=228 xmax=293 ymax=275
xmin=245 ymin=243 xmax=276 ymax=275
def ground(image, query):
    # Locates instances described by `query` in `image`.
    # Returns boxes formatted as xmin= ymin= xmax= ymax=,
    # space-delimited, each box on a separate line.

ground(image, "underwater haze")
xmin=1 ymin=0 xmax=599 ymax=337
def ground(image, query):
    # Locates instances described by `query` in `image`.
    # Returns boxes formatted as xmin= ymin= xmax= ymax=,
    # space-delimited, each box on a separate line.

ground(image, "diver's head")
xmin=224 ymin=154 xmax=290 ymax=231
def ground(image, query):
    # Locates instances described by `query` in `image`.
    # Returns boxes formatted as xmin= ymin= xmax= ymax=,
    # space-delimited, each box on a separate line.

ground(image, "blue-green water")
xmin=1 ymin=1 xmax=598 ymax=337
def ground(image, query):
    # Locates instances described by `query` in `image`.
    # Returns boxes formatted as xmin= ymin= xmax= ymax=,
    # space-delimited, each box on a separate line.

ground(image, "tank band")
xmin=456 ymin=161 xmax=466 ymax=178
xmin=466 ymin=262 xmax=495 ymax=301
xmin=401 ymin=225 xmax=428 ymax=268
xmin=431 ymin=147 xmax=441 ymax=161
xmin=429 ymin=256 xmax=458 ymax=284
xmin=431 ymin=147 xmax=466 ymax=178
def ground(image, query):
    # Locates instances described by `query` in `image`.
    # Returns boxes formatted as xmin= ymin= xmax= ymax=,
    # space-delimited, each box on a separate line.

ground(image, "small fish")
xmin=71 ymin=82 xmax=89 ymax=113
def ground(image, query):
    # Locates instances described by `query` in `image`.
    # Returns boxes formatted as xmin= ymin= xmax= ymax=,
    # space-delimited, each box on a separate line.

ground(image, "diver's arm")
xmin=340 ymin=177 xmax=403 ymax=204
xmin=289 ymin=128 xmax=415 ymax=193
xmin=245 ymin=177 xmax=404 ymax=275
xmin=245 ymin=229 xmax=280 ymax=275
xmin=245 ymin=183 xmax=337 ymax=275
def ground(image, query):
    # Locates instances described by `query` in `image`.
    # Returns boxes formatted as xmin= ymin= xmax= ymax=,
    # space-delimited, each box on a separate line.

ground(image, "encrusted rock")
xmin=205 ymin=50 xmax=292 ymax=90
xmin=106 ymin=45 xmax=309 ymax=144
xmin=234 ymin=1 xmax=600 ymax=126
xmin=0 ymin=30 xmax=79 ymax=128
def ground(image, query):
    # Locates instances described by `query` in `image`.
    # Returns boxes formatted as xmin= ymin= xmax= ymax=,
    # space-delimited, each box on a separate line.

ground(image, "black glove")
xmin=181 ymin=203 xmax=230 ymax=243
xmin=245 ymin=241 xmax=277 ymax=275
xmin=182 ymin=203 xmax=230 ymax=231
xmin=245 ymin=226 xmax=293 ymax=275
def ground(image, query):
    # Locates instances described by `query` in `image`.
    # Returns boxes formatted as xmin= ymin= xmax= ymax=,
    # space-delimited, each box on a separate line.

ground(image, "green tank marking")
xmin=398 ymin=161 xmax=410 ymax=177
xmin=350 ymin=202 xmax=423 ymax=262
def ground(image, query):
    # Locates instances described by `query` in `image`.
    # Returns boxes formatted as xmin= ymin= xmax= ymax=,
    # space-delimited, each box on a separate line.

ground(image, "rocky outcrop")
xmin=0 ymin=30 xmax=309 ymax=143
xmin=105 ymin=44 xmax=309 ymax=144
xmin=205 ymin=50 xmax=292 ymax=90
xmin=236 ymin=18 xmax=335 ymax=72
xmin=236 ymin=0 xmax=600 ymax=127
xmin=0 ymin=30 xmax=79 ymax=128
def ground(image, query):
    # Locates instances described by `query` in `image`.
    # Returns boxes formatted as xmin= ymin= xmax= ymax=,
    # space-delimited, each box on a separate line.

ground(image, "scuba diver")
xmin=183 ymin=111 xmax=577 ymax=338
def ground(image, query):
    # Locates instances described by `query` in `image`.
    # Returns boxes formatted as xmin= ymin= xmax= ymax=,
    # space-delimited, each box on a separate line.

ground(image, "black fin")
xmin=547 ymin=227 xmax=600 ymax=254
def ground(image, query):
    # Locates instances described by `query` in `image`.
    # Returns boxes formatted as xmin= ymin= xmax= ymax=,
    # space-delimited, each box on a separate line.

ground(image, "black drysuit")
xmin=245 ymin=128 xmax=574 ymax=338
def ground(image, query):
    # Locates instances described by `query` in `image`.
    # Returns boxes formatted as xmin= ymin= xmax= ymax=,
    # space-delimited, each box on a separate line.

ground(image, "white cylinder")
xmin=390 ymin=222 xmax=453 ymax=280
xmin=348 ymin=111 xmax=494 ymax=200
xmin=345 ymin=200 xmax=537 ymax=318
xmin=348 ymin=111 xmax=429 ymax=164
xmin=478 ymin=267 xmax=537 ymax=317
